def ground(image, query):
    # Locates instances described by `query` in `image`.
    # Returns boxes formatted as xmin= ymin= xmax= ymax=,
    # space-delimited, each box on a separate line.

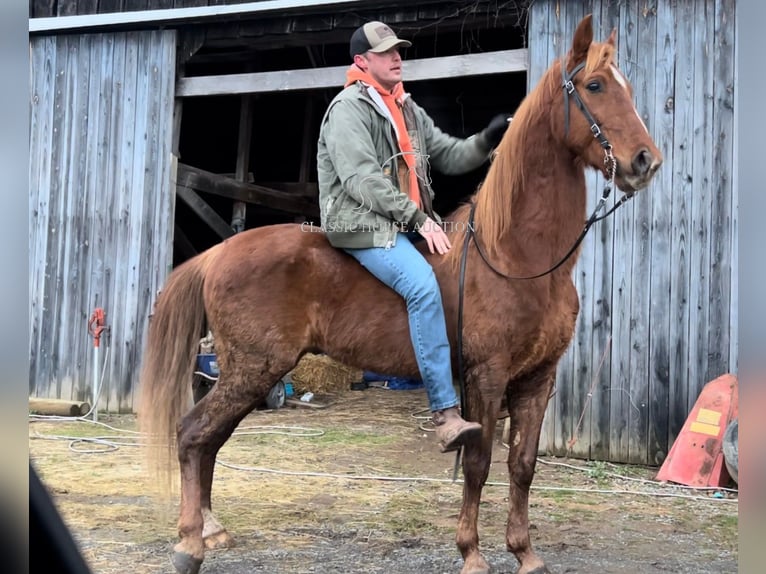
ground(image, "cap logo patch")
xmin=373 ymin=25 xmax=394 ymax=40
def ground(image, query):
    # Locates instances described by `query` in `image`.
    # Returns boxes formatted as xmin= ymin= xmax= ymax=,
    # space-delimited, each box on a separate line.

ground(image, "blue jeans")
xmin=343 ymin=233 xmax=459 ymax=412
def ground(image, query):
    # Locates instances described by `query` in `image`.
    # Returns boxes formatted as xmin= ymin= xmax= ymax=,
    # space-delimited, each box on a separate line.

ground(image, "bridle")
xmin=451 ymin=59 xmax=636 ymax=479
xmin=465 ymin=60 xmax=636 ymax=282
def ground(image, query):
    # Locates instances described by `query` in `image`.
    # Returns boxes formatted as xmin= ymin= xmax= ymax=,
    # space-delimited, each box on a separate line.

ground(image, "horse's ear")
xmin=607 ymin=27 xmax=617 ymax=47
xmin=568 ymin=14 xmax=594 ymax=66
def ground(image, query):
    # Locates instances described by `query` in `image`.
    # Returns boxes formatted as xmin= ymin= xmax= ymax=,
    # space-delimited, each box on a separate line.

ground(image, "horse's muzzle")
xmin=616 ymin=148 xmax=663 ymax=192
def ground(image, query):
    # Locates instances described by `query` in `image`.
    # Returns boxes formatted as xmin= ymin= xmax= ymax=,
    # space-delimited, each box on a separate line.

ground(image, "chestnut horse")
xmin=139 ymin=15 xmax=661 ymax=574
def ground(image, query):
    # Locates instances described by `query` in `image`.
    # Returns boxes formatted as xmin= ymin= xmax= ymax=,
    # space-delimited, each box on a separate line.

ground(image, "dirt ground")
xmin=29 ymin=387 xmax=738 ymax=574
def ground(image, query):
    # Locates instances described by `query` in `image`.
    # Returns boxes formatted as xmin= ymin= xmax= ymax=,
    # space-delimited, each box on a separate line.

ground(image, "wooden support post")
xmin=171 ymin=33 xmax=203 ymax=260
xmin=296 ymin=95 xmax=315 ymax=224
xmin=298 ymin=96 xmax=314 ymax=185
xmin=172 ymin=98 xmax=184 ymax=158
xmin=232 ymin=94 xmax=254 ymax=233
xmin=172 ymin=31 xmax=204 ymax=155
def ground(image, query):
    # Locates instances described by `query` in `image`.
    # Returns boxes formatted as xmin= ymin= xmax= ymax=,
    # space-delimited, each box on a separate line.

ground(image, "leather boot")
xmin=432 ymin=407 xmax=482 ymax=453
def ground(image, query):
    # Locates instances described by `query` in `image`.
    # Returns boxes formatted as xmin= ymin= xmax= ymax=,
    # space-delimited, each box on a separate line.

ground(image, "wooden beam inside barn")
xmin=257 ymin=182 xmax=318 ymax=198
xmin=173 ymin=223 xmax=198 ymax=260
xmin=177 ymin=163 xmax=320 ymax=219
xmin=176 ymin=183 xmax=236 ymax=240
xmin=177 ymin=49 xmax=528 ymax=97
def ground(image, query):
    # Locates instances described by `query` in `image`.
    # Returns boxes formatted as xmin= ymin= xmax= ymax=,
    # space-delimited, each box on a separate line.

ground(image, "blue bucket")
xmin=197 ymin=354 xmax=219 ymax=377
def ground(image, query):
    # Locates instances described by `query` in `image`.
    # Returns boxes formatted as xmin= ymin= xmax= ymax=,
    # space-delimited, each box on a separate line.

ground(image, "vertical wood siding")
xmin=530 ymin=0 xmax=737 ymax=464
xmin=29 ymin=30 xmax=176 ymax=412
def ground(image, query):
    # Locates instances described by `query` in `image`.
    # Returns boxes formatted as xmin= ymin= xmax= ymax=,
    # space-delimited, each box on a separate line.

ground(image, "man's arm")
xmin=415 ymin=103 xmax=512 ymax=176
xmin=414 ymin=101 xmax=492 ymax=175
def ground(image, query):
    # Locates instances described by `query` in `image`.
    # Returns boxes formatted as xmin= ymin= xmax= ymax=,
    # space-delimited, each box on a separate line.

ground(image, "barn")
xmin=28 ymin=0 xmax=737 ymax=465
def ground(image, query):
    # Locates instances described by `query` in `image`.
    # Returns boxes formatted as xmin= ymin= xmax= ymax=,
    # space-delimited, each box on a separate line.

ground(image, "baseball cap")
xmin=349 ymin=21 xmax=412 ymax=58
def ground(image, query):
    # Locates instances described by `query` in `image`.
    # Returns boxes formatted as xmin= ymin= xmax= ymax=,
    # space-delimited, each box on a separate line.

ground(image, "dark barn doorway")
xmin=173 ymin=5 xmax=530 ymax=265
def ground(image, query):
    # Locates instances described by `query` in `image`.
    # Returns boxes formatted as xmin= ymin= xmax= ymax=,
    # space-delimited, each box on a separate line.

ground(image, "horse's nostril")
xmin=632 ymin=148 xmax=653 ymax=176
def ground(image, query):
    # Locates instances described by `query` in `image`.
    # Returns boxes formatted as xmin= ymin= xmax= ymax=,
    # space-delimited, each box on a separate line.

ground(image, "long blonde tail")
xmin=137 ymin=246 xmax=220 ymax=499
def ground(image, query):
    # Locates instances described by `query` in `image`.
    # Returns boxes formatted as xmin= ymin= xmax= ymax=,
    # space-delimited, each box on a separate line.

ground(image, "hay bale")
xmin=290 ymin=354 xmax=363 ymax=395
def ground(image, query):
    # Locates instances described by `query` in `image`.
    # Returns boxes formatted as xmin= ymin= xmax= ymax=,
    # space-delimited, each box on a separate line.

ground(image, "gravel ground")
xmin=31 ymin=388 xmax=738 ymax=574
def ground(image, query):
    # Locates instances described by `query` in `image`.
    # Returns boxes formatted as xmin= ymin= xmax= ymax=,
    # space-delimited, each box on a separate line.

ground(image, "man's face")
xmin=354 ymin=47 xmax=403 ymax=91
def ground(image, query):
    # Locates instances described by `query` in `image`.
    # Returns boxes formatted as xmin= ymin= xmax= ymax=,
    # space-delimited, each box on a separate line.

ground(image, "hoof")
xmin=171 ymin=551 xmax=203 ymax=574
xmin=520 ymin=566 xmax=550 ymax=574
xmin=461 ymin=554 xmax=490 ymax=574
xmin=204 ymin=529 xmax=236 ymax=549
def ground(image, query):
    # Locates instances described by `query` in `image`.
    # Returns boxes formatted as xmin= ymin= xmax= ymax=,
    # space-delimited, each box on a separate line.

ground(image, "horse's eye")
xmin=586 ymin=81 xmax=602 ymax=93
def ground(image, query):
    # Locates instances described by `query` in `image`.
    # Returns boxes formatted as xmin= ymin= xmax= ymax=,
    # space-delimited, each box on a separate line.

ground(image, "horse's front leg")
xmin=456 ymin=378 xmax=502 ymax=574
xmin=504 ymin=371 xmax=555 ymax=574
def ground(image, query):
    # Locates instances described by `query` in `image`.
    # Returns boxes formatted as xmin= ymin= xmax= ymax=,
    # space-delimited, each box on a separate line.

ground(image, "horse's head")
xmin=559 ymin=14 xmax=662 ymax=193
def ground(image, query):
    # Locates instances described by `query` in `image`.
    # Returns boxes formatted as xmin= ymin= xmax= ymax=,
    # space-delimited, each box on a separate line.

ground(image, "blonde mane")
xmin=446 ymin=59 xmax=558 ymax=267
xmin=447 ymin=41 xmax=616 ymax=267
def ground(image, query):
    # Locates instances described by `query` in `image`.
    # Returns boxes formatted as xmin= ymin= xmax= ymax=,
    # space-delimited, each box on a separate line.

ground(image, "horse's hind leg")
xmin=456 ymin=383 xmax=501 ymax=574
xmin=172 ymin=360 xmax=283 ymax=574
xmin=504 ymin=370 xmax=555 ymax=574
xmin=172 ymin=407 xmax=209 ymax=574
xmin=199 ymin=453 xmax=234 ymax=549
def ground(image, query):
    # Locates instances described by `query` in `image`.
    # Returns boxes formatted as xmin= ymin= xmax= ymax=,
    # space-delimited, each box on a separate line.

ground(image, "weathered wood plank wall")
xmin=530 ymin=0 xmax=737 ymax=464
xmin=31 ymin=0 xmax=195 ymax=18
xmin=29 ymin=30 xmax=177 ymax=412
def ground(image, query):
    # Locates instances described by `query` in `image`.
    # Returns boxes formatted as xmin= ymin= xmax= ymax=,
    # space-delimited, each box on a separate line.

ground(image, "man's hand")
xmin=417 ymin=217 xmax=451 ymax=254
xmin=481 ymin=114 xmax=513 ymax=149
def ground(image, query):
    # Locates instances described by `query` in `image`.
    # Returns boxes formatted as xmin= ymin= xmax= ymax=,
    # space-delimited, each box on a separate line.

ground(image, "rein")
xmin=451 ymin=60 xmax=634 ymax=480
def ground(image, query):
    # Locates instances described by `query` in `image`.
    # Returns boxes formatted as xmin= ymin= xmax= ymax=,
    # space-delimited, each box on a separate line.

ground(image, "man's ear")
xmin=353 ymin=54 xmax=368 ymax=71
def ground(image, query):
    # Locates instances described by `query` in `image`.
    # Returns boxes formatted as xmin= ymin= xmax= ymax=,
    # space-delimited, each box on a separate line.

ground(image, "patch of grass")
xmin=604 ymin=462 xmax=654 ymax=479
xmin=387 ymin=514 xmax=438 ymax=536
xmin=534 ymin=489 xmax=576 ymax=503
xmin=30 ymin=422 xmax=106 ymax=438
xmin=30 ymin=451 xmax=69 ymax=466
xmin=705 ymin=513 xmax=738 ymax=552
xmin=713 ymin=514 xmax=738 ymax=530
xmin=586 ymin=460 xmax=609 ymax=485
xmin=224 ymin=427 xmax=396 ymax=450
xmin=29 ymin=420 xmax=136 ymax=440
xmin=314 ymin=428 xmax=398 ymax=447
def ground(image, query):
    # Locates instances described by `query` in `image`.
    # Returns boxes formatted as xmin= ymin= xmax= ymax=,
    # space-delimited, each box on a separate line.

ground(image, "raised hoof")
xmin=171 ymin=551 xmax=203 ymax=574
xmin=204 ymin=529 xmax=236 ymax=549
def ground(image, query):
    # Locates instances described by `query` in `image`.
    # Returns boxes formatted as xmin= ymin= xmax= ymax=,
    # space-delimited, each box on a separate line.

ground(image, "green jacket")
xmin=316 ymin=81 xmax=492 ymax=248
